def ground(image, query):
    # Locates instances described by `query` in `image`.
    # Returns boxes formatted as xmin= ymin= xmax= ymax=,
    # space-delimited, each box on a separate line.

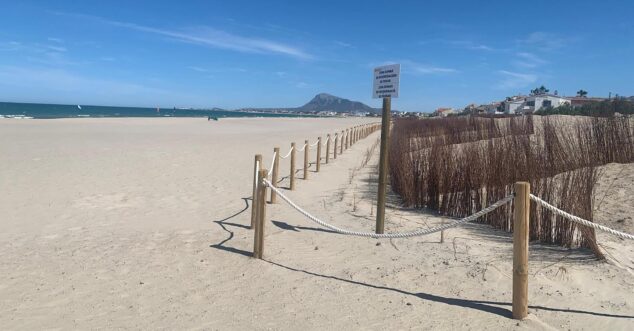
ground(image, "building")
xmin=484 ymin=102 xmax=502 ymax=114
xmin=435 ymin=107 xmax=454 ymax=117
xmin=504 ymin=94 xmax=570 ymax=114
xmin=505 ymin=100 xmax=525 ymax=114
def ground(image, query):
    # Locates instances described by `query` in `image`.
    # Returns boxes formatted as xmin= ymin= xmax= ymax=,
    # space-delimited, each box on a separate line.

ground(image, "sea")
xmin=0 ymin=102 xmax=311 ymax=119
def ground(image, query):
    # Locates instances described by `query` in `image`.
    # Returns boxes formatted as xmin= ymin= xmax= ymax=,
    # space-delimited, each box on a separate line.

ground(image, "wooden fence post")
xmin=340 ymin=131 xmax=344 ymax=154
xmin=304 ymin=139 xmax=309 ymax=180
xmin=513 ymin=182 xmax=530 ymax=320
xmin=253 ymin=169 xmax=267 ymax=259
xmin=333 ymin=133 xmax=338 ymax=159
xmin=250 ymin=154 xmax=262 ymax=229
xmin=326 ymin=134 xmax=330 ymax=164
xmin=350 ymin=127 xmax=354 ymax=145
xmin=350 ymin=127 xmax=355 ymax=146
xmin=316 ymin=137 xmax=322 ymax=172
xmin=270 ymin=147 xmax=280 ymax=203
xmin=290 ymin=143 xmax=296 ymax=190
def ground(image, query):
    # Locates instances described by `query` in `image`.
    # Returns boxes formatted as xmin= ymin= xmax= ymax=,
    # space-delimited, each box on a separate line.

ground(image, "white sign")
xmin=373 ymin=64 xmax=400 ymax=98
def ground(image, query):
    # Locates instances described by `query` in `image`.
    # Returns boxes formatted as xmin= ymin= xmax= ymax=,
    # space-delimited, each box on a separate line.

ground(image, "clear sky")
xmin=1 ymin=0 xmax=633 ymax=111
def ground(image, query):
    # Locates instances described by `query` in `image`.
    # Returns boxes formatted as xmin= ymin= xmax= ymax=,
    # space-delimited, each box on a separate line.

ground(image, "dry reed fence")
xmin=389 ymin=115 xmax=634 ymax=258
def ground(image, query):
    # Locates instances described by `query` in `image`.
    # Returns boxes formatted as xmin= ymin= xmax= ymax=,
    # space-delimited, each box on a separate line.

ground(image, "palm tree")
xmin=576 ymin=89 xmax=588 ymax=97
xmin=530 ymin=85 xmax=549 ymax=96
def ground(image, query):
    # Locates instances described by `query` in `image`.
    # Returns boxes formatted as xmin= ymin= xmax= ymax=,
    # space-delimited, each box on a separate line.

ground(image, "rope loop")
xmin=280 ymin=147 xmax=294 ymax=159
xmin=263 ymin=178 xmax=513 ymax=239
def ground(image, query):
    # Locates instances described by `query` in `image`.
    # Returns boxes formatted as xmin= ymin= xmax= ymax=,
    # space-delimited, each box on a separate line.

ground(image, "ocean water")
xmin=0 ymin=102 xmax=311 ymax=119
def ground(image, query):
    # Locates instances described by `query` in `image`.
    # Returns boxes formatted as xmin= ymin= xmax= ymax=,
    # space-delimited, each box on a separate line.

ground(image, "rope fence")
xmin=251 ymin=122 xmax=382 ymax=228
xmin=530 ymin=194 xmax=634 ymax=240
xmin=265 ymin=178 xmax=514 ymax=238
xmin=248 ymin=130 xmax=634 ymax=322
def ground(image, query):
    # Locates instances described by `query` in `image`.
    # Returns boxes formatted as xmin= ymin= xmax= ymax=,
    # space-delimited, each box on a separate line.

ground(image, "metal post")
xmin=375 ymin=97 xmax=391 ymax=234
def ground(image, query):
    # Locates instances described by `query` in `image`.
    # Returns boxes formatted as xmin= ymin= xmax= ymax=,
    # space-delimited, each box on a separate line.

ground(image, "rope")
xmin=280 ymin=147 xmax=294 ymax=159
xmin=264 ymin=178 xmax=513 ymax=239
xmin=267 ymin=152 xmax=277 ymax=177
xmin=253 ymin=159 xmax=260 ymax=194
xmin=530 ymin=194 xmax=634 ymax=240
xmin=310 ymin=140 xmax=320 ymax=147
xmin=297 ymin=144 xmax=307 ymax=152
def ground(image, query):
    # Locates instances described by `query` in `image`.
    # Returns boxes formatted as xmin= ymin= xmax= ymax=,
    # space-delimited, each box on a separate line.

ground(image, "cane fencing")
xmin=530 ymin=194 xmax=634 ymax=240
xmin=247 ymin=121 xmax=632 ymax=322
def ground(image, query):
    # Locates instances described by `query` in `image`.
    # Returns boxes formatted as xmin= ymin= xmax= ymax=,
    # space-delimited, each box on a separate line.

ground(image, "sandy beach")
xmin=1 ymin=117 xmax=632 ymax=330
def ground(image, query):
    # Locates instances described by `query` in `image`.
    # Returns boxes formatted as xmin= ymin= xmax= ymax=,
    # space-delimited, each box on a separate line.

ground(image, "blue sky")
xmin=1 ymin=0 xmax=633 ymax=111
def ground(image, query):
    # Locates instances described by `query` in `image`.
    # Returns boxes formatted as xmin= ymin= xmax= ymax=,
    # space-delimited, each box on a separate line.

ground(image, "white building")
xmin=505 ymin=100 xmax=525 ymax=114
xmin=505 ymin=94 xmax=570 ymax=114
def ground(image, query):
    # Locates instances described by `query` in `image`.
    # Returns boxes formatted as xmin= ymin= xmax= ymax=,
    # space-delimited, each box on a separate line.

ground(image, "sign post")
xmin=373 ymin=64 xmax=400 ymax=234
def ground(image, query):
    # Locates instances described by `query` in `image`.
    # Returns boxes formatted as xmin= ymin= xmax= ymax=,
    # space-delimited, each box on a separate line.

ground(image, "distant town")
xmin=427 ymin=86 xmax=634 ymax=118
xmin=232 ymin=89 xmax=634 ymax=119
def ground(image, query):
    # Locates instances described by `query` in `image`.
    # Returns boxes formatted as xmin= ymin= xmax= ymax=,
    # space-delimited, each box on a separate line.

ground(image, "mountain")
xmin=236 ymin=93 xmax=379 ymax=114
xmin=297 ymin=93 xmax=376 ymax=113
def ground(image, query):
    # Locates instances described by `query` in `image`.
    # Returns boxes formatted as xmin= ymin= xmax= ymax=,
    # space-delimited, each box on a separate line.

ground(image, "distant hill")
xmin=237 ymin=93 xmax=379 ymax=114
xmin=297 ymin=93 xmax=376 ymax=113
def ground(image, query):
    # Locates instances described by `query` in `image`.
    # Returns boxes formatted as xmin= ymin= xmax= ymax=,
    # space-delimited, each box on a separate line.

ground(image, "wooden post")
xmin=253 ymin=169 xmax=267 ymax=259
xmin=303 ymin=139 xmax=309 ymax=180
xmin=316 ymin=137 xmax=322 ymax=172
xmin=513 ymin=182 xmax=530 ymax=320
xmin=250 ymin=154 xmax=262 ymax=229
xmin=326 ymin=134 xmax=330 ymax=164
xmin=345 ymin=129 xmax=349 ymax=149
xmin=351 ymin=127 xmax=354 ymax=145
xmin=290 ymin=143 xmax=296 ymax=190
xmin=340 ymin=131 xmax=344 ymax=154
xmin=270 ymin=147 xmax=280 ymax=203
xmin=333 ymin=133 xmax=338 ymax=159
xmin=353 ymin=127 xmax=356 ymax=144
xmin=375 ymin=97 xmax=391 ymax=234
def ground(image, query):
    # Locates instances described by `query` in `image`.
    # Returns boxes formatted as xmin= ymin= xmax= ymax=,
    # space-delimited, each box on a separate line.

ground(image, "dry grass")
xmin=389 ymin=115 xmax=634 ymax=258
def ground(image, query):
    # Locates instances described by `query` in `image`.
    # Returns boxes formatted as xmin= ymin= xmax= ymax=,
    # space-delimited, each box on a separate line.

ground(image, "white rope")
xmin=310 ymin=140 xmax=320 ymax=147
xmin=280 ymin=147 xmax=294 ymax=159
xmin=297 ymin=144 xmax=307 ymax=152
xmin=267 ymin=152 xmax=277 ymax=177
xmin=253 ymin=159 xmax=260 ymax=195
xmin=530 ymin=194 xmax=634 ymax=241
xmin=264 ymin=178 xmax=513 ymax=239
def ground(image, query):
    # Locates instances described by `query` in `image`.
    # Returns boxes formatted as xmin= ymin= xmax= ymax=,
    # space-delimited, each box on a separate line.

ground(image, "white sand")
xmin=1 ymin=117 xmax=632 ymax=330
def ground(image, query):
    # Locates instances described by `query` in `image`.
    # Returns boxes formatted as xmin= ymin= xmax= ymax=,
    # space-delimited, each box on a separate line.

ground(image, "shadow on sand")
xmin=209 ymin=198 xmax=631 ymax=320
xmin=210 ymin=196 xmax=253 ymax=257
xmin=264 ymin=259 xmax=634 ymax=320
